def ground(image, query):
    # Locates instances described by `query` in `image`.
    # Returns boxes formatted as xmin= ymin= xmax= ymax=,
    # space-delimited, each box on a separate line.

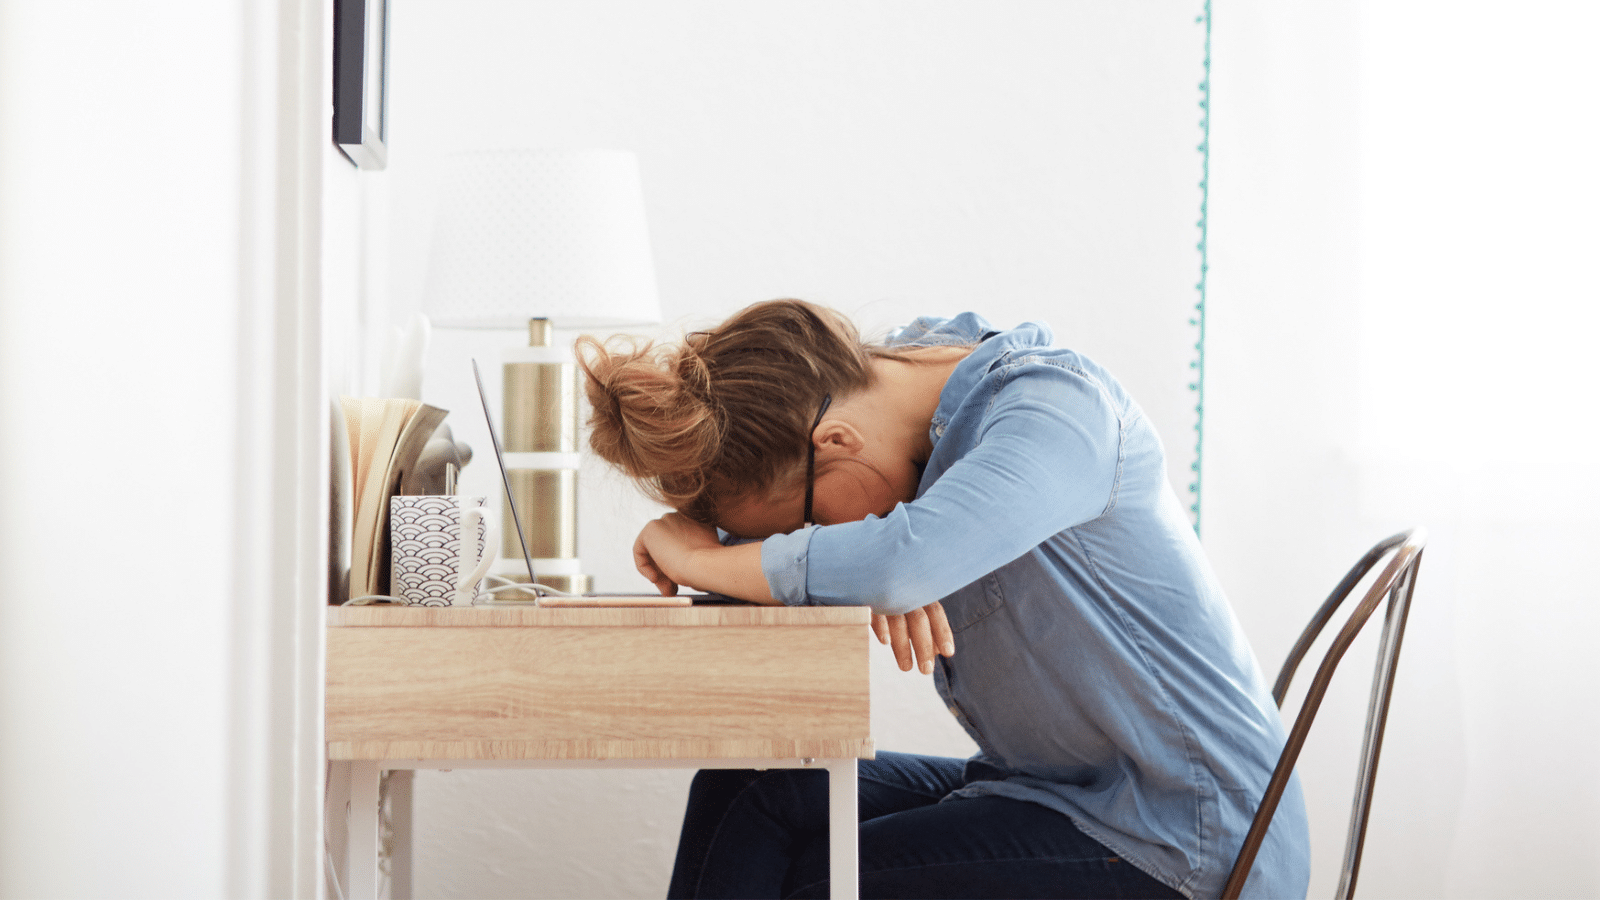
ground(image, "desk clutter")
xmin=333 ymin=394 xmax=694 ymax=608
xmin=337 ymin=396 xmax=456 ymax=602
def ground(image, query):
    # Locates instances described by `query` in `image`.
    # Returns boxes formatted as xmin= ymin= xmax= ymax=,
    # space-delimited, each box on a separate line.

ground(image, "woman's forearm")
xmin=686 ymin=541 xmax=779 ymax=604
xmin=634 ymin=513 xmax=781 ymax=604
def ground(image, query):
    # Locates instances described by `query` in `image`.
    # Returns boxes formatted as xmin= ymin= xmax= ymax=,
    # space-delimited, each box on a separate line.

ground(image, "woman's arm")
xmin=635 ymin=513 xmax=954 ymax=672
xmin=770 ymin=362 xmax=1123 ymax=614
xmin=634 ymin=513 xmax=777 ymax=602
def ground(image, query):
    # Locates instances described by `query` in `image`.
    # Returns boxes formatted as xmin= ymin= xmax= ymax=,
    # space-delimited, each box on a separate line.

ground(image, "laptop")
xmin=472 ymin=359 xmax=709 ymax=607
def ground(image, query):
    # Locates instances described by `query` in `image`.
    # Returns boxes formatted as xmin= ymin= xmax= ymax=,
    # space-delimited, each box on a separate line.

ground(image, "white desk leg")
xmin=825 ymin=759 xmax=859 ymax=900
xmin=347 ymin=761 xmax=382 ymax=900
xmin=386 ymin=769 xmax=415 ymax=899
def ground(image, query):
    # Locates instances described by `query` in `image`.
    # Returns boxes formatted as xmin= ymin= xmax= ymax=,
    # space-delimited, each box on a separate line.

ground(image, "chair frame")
xmin=1222 ymin=528 xmax=1427 ymax=900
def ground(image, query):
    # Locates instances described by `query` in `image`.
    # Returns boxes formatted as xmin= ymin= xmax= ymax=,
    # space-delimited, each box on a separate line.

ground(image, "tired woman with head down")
xmin=577 ymin=299 xmax=1309 ymax=900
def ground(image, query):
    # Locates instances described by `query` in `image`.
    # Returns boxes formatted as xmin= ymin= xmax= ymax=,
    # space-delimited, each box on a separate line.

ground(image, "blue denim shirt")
xmin=762 ymin=314 xmax=1310 ymax=899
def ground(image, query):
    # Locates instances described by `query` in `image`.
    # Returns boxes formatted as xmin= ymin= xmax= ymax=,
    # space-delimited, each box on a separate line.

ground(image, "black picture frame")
xmin=333 ymin=0 xmax=389 ymax=170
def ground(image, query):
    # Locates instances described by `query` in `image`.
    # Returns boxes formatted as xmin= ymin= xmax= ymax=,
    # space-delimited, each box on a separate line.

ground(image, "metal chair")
xmin=1222 ymin=528 xmax=1427 ymax=900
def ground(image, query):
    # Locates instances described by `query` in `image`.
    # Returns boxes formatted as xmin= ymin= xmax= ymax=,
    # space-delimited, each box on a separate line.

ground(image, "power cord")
xmin=343 ymin=574 xmax=581 ymax=606
xmin=323 ymin=760 xmax=347 ymax=900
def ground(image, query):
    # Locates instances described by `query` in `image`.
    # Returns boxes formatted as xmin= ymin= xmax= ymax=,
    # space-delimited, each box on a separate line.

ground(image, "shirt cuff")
xmin=760 ymin=526 xmax=817 ymax=606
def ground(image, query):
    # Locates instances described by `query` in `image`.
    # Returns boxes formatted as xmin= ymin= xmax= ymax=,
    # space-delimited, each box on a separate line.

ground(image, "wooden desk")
xmin=326 ymin=604 xmax=874 ymax=899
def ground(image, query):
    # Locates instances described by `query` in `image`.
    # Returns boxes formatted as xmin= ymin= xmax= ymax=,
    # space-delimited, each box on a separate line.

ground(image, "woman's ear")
xmin=814 ymin=420 xmax=867 ymax=455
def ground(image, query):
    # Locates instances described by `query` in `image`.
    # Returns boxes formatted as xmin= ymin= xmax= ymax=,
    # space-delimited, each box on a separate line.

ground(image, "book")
xmin=339 ymin=396 xmax=449 ymax=600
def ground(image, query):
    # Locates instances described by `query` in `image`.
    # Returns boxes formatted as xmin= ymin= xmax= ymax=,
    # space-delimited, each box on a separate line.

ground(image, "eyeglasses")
xmin=802 ymin=394 xmax=833 ymax=527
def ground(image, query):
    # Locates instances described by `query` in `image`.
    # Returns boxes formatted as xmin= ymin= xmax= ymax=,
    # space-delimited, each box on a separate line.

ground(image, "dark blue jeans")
xmin=666 ymin=751 xmax=1185 ymax=899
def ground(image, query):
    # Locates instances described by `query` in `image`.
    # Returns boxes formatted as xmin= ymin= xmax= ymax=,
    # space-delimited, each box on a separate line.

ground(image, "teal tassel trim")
xmin=1189 ymin=0 xmax=1211 ymax=537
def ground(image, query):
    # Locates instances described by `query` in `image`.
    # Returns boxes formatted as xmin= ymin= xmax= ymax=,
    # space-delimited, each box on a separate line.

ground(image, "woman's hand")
xmin=872 ymin=601 xmax=955 ymax=674
xmin=633 ymin=512 xmax=725 ymax=595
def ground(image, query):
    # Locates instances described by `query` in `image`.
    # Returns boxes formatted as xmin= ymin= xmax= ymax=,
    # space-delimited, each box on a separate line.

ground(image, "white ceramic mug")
xmin=389 ymin=495 xmax=499 ymax=606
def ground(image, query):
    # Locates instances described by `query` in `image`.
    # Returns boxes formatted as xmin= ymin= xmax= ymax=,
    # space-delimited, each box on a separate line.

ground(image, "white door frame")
xmin=232 ymin=0 xmax=327 ymax=895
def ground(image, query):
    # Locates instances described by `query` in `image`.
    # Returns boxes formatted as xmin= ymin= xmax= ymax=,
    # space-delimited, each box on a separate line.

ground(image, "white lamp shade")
xmin=423 ymin=149 xmax=662 ymax=329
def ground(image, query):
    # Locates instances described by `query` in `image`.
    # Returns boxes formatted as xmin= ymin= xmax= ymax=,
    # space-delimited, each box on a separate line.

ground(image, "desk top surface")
xmin=328 ymin=604 xmax=871 ymax=628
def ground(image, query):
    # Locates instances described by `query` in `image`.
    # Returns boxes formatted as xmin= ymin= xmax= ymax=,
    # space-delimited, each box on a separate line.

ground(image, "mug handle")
xmin=455 ymin=503 xmax=500 ymax=604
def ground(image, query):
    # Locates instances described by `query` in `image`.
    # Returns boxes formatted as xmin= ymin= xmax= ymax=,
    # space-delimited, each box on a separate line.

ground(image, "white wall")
xmin=0 ymin=2 xmax=331 ymax=896
xmin=0 ymin=7 xmax=235 ymax=895
xmin=380 ymin=2 xmax=1208 ymax=897
xmin=1208 ymin=2 xmax=1600 ymax=897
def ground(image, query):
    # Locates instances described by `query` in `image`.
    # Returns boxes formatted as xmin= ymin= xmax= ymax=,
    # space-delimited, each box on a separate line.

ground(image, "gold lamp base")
xmin=494 ymin=317 xmax=590 ymax=600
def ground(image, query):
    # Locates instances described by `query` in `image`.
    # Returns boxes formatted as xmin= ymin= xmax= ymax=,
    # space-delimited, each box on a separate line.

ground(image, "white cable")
xmin=342 ymin=576 xmax=579 ymax=607
xmin=483 ymin=573 xmax=579 ymax=598
xmin=323 ymin=760 xmax=347 ymax=900
xmin=325 ymin=845 xmax=347 ymax=900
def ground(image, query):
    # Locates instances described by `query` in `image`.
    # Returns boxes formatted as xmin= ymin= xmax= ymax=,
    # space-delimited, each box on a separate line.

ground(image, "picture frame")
xmin=333 ymin=0 xmax=389 ymax=170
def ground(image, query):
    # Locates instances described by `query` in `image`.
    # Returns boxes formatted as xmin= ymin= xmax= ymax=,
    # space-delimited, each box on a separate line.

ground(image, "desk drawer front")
xmin=327 ymin=624 xmax=870 ymax=760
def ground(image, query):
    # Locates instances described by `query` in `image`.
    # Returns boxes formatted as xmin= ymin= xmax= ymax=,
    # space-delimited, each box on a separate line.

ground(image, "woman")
xmin=577 ymin=300 xmax=1309 ymax=900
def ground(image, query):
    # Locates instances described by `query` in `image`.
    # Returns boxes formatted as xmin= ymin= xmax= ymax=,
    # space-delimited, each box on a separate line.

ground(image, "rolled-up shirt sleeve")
xmin=761 ymin=359 xmax=1123 ymax=614
xmin=760 ymin=525 xmax=817 ymax=606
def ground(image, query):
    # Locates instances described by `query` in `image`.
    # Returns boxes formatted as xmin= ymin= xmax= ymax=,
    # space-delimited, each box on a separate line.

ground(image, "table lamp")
xmin=423 ymin=148 xmax=661 ymax=596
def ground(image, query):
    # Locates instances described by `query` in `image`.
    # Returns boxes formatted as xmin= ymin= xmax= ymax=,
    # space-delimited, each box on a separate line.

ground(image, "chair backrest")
xmin=1221 ymin=528 xmax=1427 ymax=900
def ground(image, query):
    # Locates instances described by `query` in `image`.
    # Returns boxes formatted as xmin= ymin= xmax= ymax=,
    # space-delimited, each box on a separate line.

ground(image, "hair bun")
xmin=677 ymin=338 xmax=715 ymax=405
xmin=575 ymin=335 xmax=722 ymax=507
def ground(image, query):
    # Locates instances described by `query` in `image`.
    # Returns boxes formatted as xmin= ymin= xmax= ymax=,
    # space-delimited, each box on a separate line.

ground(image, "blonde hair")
xmin=577 ymin=299 xmax=901 ymax=523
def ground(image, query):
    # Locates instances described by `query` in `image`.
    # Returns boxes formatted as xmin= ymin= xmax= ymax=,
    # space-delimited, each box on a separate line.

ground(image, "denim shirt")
xmin=762 ymin=314 xmax=1310 ymax=899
